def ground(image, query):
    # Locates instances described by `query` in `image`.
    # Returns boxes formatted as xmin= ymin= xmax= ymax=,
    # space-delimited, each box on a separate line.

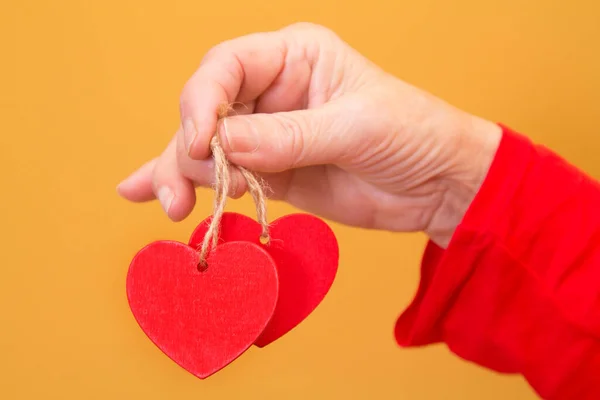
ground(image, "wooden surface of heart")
xmin=126 ymin=240 xmax=279 ymax=378
xmin=189 ymin=213 xmax=339 ymax=347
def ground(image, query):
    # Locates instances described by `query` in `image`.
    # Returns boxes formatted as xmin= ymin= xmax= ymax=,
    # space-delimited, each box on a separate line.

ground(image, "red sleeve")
xmin=395 ymin=125 xmax=600 ymax=399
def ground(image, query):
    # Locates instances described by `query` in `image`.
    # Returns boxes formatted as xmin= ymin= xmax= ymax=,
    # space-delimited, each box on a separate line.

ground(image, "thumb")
xmin=217 ymin=105 xmax=357 ymax=172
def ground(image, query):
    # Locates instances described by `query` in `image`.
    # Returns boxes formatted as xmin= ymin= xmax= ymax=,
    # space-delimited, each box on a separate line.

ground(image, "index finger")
xmin=180 ymin=31 xmax=288 ymax=160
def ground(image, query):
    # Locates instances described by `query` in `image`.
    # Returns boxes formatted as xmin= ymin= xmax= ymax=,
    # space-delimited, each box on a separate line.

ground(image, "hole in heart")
xmin=197 ymin=259 xmax=208 ymax=272
xmin=259 ymin=234 xmax=270 ymax=246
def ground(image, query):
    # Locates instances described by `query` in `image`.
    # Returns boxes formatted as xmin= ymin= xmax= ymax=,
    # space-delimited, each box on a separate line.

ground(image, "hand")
xmin=117 ymin=22 xmax=501 ymax=248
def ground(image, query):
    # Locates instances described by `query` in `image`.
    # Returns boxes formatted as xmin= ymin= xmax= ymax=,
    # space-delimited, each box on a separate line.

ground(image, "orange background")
xmin=1 ymin=1 xmax=599 ymax=399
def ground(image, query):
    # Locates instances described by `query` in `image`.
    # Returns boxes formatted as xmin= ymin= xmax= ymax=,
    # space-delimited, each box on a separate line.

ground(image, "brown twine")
xmin=197 ymin=103 xmax=270 ymax=268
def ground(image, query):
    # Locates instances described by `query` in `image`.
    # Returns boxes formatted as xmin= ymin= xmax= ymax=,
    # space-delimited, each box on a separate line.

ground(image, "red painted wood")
xmin=126 ymin=240 xmax=279 ymax=379
xmin=188 ymin=213 xmax=339 ymax=347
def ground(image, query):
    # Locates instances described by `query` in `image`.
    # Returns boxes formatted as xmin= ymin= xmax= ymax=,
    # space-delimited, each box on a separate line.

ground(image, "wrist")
xmin=425 ymin=115 xmax=502 ymax=248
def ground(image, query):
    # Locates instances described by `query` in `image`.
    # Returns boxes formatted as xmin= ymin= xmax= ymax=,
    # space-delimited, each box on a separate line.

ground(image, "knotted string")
xmin=197 ymin=104 xmax=270 ymax=268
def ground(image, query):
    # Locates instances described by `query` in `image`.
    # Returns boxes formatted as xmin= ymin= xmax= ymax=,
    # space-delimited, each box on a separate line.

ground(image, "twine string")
xmin=197 ymin=104 xmax=270 ymax=268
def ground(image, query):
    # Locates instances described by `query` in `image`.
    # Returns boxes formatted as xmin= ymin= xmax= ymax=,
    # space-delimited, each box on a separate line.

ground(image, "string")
xmin=197 ymin=103 xmax=270 ymax=268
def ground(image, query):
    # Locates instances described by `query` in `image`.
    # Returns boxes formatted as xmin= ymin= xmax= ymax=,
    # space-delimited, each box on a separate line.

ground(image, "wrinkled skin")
xmin=117 ymin=23 xmax=501 ymax=247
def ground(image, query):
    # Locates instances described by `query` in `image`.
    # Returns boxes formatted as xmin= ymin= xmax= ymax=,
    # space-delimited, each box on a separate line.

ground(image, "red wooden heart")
xmin=126 ymin=240 xmax=279 ymax=378
xmin=188 ymin=213 xmax=339 ymax=347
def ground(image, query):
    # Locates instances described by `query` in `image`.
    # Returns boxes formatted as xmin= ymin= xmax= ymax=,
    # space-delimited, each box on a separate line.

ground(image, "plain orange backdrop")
xmin=1 ymin=0 xmax=599 ymax=399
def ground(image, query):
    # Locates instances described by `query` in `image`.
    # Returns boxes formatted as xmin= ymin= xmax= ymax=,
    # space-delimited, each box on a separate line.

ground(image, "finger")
xmin=174 ymin=125 xmax=247 ymax=199
xmin=179 ymin=32 xmax=288 ymax=160
xmin=225 ymin=167 xmax=247 ymax=200
xmin=151 ymin=137 xmax=196 ymax=221
xmin=117 ymin=158 xmax=158 ymax=202
xmin=216 ymin=102 xmax=360 ymax=172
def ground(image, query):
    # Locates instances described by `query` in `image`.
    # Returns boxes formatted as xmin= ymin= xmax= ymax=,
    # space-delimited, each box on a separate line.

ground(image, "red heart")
xmin=126 ymin=240 xmax=279 ymax=378
xmin=189 ymin=213 xmax=339 ymax=347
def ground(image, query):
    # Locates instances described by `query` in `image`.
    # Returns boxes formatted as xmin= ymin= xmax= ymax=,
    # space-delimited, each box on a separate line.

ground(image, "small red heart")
xmin=189 ymin=213 xmax=339 ymax=347
xmin=126 ymin=240 xmax=279 ymax=379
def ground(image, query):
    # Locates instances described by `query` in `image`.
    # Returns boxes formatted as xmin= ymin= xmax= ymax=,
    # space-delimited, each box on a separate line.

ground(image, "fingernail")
xmin=183 ymin=118 xmax=197 ymax=154
xmin=157 ymin=186 xmax=174 ymax=214
xmin=220 ymin=118 xmax=259 ymax=153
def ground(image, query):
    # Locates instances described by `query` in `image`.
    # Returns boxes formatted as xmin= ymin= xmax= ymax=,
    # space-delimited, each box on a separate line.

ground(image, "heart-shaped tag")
xmin=189 ymin=212 xmax=339 ymax=347
xmin=126 ymin=240 xmax=279 ymax=378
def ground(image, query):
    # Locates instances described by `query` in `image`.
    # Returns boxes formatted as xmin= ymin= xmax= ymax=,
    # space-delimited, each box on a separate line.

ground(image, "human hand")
xmin=117 ymin=22 xmax=501 ymax=247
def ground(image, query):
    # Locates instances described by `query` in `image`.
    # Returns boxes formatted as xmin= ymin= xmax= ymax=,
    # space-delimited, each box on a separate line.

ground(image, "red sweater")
xmin=395 ymin=125 xmax=600 ymax=399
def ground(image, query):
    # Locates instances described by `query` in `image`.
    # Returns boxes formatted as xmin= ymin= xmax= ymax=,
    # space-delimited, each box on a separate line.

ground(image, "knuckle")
xmin=286 ymin=22 xmax=327 ymax=34
xmin=220 ymin=57 xmax=243 ymax=93
xmin=276 ymin=114 xmax=308 ymax=169
xmin=284 ymin=22 xmax=340 ymax=42
xmin=198 ymin=43 xmax=244 ymax=100
xmin=201 ymin=41 xmax=228 ymax=65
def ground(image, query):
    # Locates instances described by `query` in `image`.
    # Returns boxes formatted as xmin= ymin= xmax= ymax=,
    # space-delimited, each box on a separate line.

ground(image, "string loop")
xmin=197 ymin=104 xmax=270 ymax=268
